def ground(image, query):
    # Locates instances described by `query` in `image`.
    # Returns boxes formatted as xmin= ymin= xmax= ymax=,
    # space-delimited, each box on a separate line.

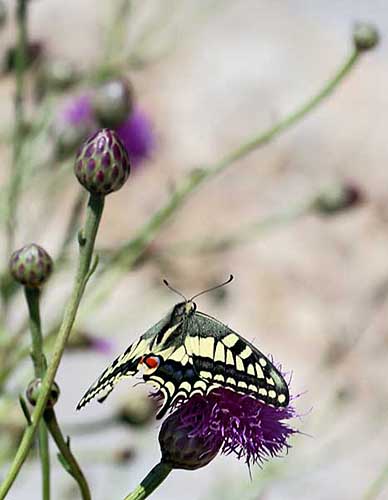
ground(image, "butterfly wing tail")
xmin=76 ymin=339 xmax=145 ymax=410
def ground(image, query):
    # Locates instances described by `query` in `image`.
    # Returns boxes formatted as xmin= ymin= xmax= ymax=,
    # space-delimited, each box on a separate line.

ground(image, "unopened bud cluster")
xmin=353 ymin=23 xmax=379 ymax=51
xmin=9 ymin=244 xmax=53 ymax=288
xmin=26 ymin=379 xmax=60 ymax=408
xmin=159 ymin=410 xmax=221 ymax=470
xmin=74 ymin=128 xmax=130 ymax=195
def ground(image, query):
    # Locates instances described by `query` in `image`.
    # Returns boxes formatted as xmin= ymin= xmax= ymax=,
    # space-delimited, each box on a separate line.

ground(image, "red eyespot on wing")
xmin=144 ymin=356 xmax=160 ymax=369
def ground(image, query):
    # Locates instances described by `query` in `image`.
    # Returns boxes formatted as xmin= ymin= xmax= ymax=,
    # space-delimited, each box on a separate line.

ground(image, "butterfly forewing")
xmin=76 ymin=313 xmax=174 ymax=410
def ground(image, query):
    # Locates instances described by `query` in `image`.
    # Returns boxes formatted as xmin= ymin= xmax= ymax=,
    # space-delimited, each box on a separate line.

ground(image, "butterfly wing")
xmin=76 ymin=313 xmax=174 ymax=410
xmin=185 ymin=311 xmax=290 ymax=407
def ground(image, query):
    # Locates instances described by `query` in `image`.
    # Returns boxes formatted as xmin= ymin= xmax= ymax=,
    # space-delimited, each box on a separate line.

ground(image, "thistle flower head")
xmin=9 ymin=244 xmax=53 ymax=288
xmin=74 ymin=128 xmax=130 ymax=195
xmin=61 ymin=94 xmax=94 ymax=127
xmin=115 ymin=107 xmax=154 ymax=166
xmin=159 ymin=387 xmax=298 ymax=470
xmin=53 ymin=94 xmax=97 ymax=158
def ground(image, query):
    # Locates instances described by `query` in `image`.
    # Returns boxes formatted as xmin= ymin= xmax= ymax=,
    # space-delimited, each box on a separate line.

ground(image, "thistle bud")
xmin=312 ymin=183 xmax=363 ymax=216
xmin=74 ymin=128 xmax=130 ymax=195
xmin=353 ymin=23 xmax=379 ymax=51
xmin=159 ymin=409 xmax=222 ymax=470
xmin=26 ymin=379 xmax=60 ymax=408
xmin=9 ymin=244 xmax=53 ymax=288
xmin=93 ymin=78 xmax=134 ymax=128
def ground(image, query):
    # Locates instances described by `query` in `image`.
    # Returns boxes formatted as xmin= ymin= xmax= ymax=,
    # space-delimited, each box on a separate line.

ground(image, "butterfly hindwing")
xmin=186 ymin=311 xmax=290 ymax=407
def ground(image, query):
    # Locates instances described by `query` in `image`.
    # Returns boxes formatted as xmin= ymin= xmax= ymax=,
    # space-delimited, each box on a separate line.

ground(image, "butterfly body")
xmin=77 ymin=300 xmax=289 ymax=418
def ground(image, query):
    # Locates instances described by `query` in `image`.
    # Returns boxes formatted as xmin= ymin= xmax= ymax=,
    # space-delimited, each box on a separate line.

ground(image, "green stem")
xmin=24 ymin=287 xmax=50 ymax=500
xmin=363 ymin=458 xmax=388 ymax=500
xmin=160 ymin=201 xmax=312 ymax=256
xmin=123 ymin=462 xmax=172 ymax=500
xmin=38 ymin=423 xmax=50 ymax=500
xmin=82 ymin=49 xmax=360 ymax=310
xmin=25 ymin=288 xmax=46 ymax=376
xmin=44 ymin=409 xmax=91 ymax=500
xmin=0 ymin=193 xmax=104 ymax=499
xmin=6 ymin=0 xmax=28 ymax=259
xmin=105 ymin=49 xmax=360 ymax=273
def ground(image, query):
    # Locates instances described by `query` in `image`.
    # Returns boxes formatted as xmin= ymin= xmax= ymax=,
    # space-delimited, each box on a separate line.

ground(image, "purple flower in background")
xmin=66 ymin=330 xmax=114 ymax=355
xmin=159 ymin=386 xmax=299 ymax=470
xmin=90 ymin=336 xmax=114 ymax=356
xmin=53 ymin=94 xmax=97 ymax=158
xmin=115 ymin=107 xmax=154 ymax=166
xmin=54 ymin=93 xmax=154 ymax=163
xmin=61 ymin=94 xmax=95 ymax=127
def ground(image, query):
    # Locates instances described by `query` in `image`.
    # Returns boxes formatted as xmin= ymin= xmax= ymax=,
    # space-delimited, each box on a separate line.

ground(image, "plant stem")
xmin=123 ymin=462 xmax=172 ymax=500
xmin=6 ymin=0 xmax=28 ymax=259
xmin=363 ymin=457 xmax=388 ymax=500
xmin=25 ymin=288 xmax=46 ymax=376
xmin=160 ymin=201 xmax=312 ymax=256
xmin=44 ymin=409 xmax=91 ymax=500
xmin=105 ymin=49 xmax=360 ymax=272
xmin=38 ymin=423 xmax=51 ymax=500
xmin=0 ymin=193 xmax=104 ymax=499
xmin=24 ymin=287 xmax=50 ymax=500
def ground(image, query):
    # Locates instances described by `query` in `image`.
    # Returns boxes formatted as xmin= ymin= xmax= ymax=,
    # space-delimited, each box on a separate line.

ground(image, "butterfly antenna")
xmin=163 ymin=279 xmax=187 ymax=301
xmin=190 ymin=274 xmax=234 ymax=301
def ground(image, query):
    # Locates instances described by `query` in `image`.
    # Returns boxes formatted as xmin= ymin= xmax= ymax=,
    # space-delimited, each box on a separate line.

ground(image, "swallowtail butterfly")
xmin=77 ymin=276 xmax=289 ymax=418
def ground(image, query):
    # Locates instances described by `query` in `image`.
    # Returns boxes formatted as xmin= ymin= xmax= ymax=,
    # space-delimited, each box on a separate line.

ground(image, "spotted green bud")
xmin=93 ymin=78 xmax=134 ymax=128
xmin=74 ymin=128 xmax=130 ymax=195
xmin=26 ymin=379 xmax=60 ymax=408
xmin=159 ymin=410 xmax=221 ymax=470
xmin=9 ymin=244 xmax=53 ymax=288
xmin=353 ymin=23 xmax=379 ymax=51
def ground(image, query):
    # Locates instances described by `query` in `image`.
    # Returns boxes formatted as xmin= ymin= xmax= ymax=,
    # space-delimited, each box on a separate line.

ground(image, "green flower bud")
xmin=312 ymin=183 xmax=363 ymax=216
xmin=353 ymin=23 xmax=379 ymax=51
xmin=74 ymin=128 xmax=130 ymax=195
xmin=93 ymin=78 xmax=134 ymax=128
xmin=159 ymin=410 xmax=221 ymax=470
xmin=9 ymin=244 xmax=53 ymax=288
xmin=26 ymin=379 xmax=60 ymax=408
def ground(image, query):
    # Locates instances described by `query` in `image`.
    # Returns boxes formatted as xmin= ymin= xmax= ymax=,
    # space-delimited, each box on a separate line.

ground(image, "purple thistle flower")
xmin=90 ymin=337 xmax=114 ymax=356
xmin=159 ymin=387 xmax=298 ymax=470
xmin=53 ymin=94 xmax=97 ymax=158
xmin=61 ymin=94 xmax=95 ymax=127
xmin=115 ymin=107 xmax=154 ymax=166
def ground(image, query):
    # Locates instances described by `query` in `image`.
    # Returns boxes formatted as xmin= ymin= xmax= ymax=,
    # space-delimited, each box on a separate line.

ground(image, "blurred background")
xmin=0 ymin=1 xmax=387 ymax=499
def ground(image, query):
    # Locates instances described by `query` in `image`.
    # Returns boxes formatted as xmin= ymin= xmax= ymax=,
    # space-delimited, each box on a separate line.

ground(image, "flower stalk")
xmin=6 ymin=0 xmax=28 ymax=261
xmin=123 ymin=462 xmax=172 ymax=500
xmin=44 ymin=409 xmax=91 ymax=500
xmin=24 ymin=287 xmax=50 ymax=500
xmin=0 ymin=193 xmax=104 ymax=499
xmin=92 ymin=48 xmax=362 ymax=298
